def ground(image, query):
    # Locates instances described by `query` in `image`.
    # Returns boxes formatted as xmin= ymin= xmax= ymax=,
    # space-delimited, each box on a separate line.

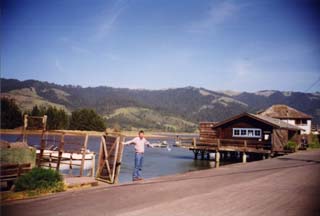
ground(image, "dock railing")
xmin=188 ymin=138 xmax=271 ymax=153
xmin=177 ymin=137 xmax=199 ymax=148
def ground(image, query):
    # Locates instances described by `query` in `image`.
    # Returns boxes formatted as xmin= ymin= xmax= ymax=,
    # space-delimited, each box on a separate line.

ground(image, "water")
xmin=1 ymin=134 xmax=213 ymax=183
xmin=119 ymin=140 xmax=212 ymax=182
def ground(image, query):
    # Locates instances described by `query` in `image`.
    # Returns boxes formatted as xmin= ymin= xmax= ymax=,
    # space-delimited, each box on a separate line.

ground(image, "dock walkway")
xmin=2 ymin=150 xmax=320 ymax=216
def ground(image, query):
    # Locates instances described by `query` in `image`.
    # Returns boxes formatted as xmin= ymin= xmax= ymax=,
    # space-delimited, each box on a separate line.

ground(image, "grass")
xmin=3 ymin=87 xmax=69 ymax=113
xmin=0 ymin=147 xmax=36 ymax=167
xmin=105 ymin=106 xmax=197 ymax=132
xmin=1 ymin=188 xmax=61 ymax=201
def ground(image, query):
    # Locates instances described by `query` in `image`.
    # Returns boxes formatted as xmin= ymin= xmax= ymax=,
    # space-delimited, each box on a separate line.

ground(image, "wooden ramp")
xmin=96 ymin=133 xmax=125 ymax=184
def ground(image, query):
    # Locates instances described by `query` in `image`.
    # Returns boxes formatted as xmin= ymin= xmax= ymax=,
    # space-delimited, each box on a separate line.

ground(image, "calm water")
xmin=1 ymin=134 xmax=215 ymax=183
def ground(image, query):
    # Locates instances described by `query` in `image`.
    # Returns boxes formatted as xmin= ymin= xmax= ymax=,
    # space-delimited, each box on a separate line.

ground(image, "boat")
xmin=150 ymin=141 xmax=169 ymax=148
xmin=36 ymin=149 xmax=95 ymax=171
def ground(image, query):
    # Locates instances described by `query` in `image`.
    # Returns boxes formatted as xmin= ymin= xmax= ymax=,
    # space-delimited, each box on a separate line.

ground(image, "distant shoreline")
xmin=0 ymin=129 xmax=197 ymax=139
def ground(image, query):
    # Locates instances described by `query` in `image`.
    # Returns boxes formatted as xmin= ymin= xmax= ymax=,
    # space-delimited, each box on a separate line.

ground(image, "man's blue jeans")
xmin=133 ymin=152 xmax=144 ymax=180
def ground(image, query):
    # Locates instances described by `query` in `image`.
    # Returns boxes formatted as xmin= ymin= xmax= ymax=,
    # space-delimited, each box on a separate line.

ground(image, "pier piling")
xmin=242 ymin=152 xmax=247 ymax=163
xmin=215 ymin=151 xmax=220 ymax=163
xmin=201 ymin=151 xmax=205 ymax=160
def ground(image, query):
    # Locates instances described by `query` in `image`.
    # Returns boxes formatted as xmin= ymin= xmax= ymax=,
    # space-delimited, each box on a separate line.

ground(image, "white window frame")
xmin=232 ymin=128 xmax=262 ymax=138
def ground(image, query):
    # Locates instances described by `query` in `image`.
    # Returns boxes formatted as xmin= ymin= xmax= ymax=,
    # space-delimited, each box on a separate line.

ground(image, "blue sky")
xmin=1 ymin=0 xmax=320 ymax=92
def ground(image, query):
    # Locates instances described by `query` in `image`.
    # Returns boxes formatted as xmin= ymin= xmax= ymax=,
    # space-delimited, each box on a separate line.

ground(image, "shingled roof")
xmin=252 ymin=114 xmax=302 ymax=131
xmin=212 ymin=112 xmax=302 ymax=131
xmin=259 ymin=104 xmax=312 ymax=119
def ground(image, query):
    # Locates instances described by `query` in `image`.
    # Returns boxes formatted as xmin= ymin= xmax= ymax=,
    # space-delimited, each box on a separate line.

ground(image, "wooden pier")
xmin=178 ymin=136 xmax=271 ymax=163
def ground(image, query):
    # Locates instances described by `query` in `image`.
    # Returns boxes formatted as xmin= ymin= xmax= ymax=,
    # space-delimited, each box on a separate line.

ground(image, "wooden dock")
xmin=177 ymin=136 xmax=271 ymax=163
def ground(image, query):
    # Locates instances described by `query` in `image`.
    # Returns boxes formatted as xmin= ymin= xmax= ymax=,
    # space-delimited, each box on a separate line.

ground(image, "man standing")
xmin=123 ymin=130 xmax=152 ymax=181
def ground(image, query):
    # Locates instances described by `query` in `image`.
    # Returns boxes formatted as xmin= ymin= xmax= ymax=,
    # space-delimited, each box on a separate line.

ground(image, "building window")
xmin=255 ymin=130 xmax=261 ymax=137
xmin=234 ymin=129 xmax=240 ymax=136
xmin=295 ymin=119 xmax=308 ymax=125
xmin=241 ymin=129 xmax=247 ymax=136
xmin=233 ymin=128 xmax=262 ymax=138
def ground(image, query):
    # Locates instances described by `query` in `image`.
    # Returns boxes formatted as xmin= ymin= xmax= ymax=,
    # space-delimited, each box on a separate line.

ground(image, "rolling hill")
xmin=1 ymin=78 xmax=319 ymax=131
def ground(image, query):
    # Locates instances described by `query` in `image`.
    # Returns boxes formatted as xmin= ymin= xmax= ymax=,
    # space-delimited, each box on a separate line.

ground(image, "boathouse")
xmin=194 ymin=112 xmax=302 ymax=157
xmin=258 ymin=104 xmax=312 ymax=134
xmin=211 ymin=113 xmax=302 ymax=152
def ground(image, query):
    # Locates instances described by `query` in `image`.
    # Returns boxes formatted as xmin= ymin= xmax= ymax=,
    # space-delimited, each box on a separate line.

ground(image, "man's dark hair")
xmin=139 ymin=130 xmax=144 ymax=134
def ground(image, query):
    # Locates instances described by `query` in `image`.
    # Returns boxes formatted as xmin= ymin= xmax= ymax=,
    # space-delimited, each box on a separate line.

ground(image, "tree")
xmin=1 ymin=97 xmax=23 ymax=129
xmin=31 ymin=105 xmax=40 ymax=116
xmin=31 ymin=105 xmax=47 ymax=116
xmin=69 ymin=109 xmax=106 ymax=131
xmin=46 ymin=106 xmax=69 ymax=130
xmin=29 ymin=105 xmax=69 ymax=130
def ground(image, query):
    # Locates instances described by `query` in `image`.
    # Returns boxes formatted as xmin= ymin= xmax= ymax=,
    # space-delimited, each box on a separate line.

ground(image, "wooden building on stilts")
xmin=191 ymin=112 xmax=302 ymax=163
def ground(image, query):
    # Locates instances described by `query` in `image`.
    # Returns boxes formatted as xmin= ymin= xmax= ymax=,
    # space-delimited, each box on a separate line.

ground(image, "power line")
xmin=305 ymin=76 xmax=320 ymax=92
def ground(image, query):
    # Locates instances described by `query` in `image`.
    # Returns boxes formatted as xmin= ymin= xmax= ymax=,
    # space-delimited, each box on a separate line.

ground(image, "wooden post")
xmin=42 ymin=115 xmax=47 ymax=130
xmin=217 ymin=139 xmax=221 ymax=149
xmin=201 ymin=151 xmax=205 ymax=160
xmin=80 ymin=134 xmax=89 ymax=177
xmin=215 ymin=151 xmax=220 ymax=168
xmin=193 ymin=150 xmax=199 ymax=160
xmin=56 ymin=133 xmax=65 ymax=172
xmin=69 ymin=153 xmax=73 ymax=176
xmin=22 ymin=114 xmax=28 ymax=143
xmin=193 ymin=137 xmax=197 ymax=147
xmin=242 ymin=152 xmax=247 ymax=163
xmin=110 ymin=137 xmax=120 ymax=183
xmin=38 ymin=131 xmax=46 ymax=167
xmin=215 ymin=151 xmax=220 ymax=163
xmin=49 ymin=153 xmax=52 ymax=169
xmin=96 ymin=137 xmax=104 ymax=178
xmin=91 ymin=153 xmax=96 ymax=177
xmin=114 ymin=136 xmax=125 ymax=184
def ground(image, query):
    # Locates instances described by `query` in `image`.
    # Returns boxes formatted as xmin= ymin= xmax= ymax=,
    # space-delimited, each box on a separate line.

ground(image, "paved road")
xmin=2 ymin=150 xmax=320 ymax=216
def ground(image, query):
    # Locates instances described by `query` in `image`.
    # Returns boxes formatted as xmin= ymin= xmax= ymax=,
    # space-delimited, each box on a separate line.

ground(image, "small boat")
xmin=36 ymin=149 xmax=95 ymax=171
xmin=150 ymin=141 xmax=169 ymax=148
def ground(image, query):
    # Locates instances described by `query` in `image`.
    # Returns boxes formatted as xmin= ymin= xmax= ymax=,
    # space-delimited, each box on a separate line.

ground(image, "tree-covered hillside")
xmin=1 ymin=78 xmax=319 ymax=131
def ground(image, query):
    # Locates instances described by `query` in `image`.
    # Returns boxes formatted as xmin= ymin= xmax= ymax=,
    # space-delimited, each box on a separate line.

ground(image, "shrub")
xmin=285 ymin=141 xmax=298 ymax=152
xmin=309 ymin=135 xmax=320 ymax=149
xmin=15 ymin=168 xmax=64 ymax=193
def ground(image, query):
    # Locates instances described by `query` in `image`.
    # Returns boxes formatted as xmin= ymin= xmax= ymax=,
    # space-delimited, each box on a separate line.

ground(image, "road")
xmin=2 ymin=150 xmax=320 ymax=216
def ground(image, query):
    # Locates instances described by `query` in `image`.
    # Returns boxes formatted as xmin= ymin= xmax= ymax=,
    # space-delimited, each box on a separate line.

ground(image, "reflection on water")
xmin=0 ymin=134 xmax=236 ymax=183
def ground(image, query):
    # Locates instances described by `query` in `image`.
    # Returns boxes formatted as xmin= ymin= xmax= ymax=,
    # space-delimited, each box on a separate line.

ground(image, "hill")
xmin=1 ymin=78 xmax=319 ymax=131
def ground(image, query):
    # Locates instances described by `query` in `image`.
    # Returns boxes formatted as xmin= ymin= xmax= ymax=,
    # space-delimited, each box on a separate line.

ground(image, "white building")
xmin=258 ymin=104 xmax=312 ymax=134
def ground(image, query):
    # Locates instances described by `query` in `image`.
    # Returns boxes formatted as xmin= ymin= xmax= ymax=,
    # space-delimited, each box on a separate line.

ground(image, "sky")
xmin=1 ymin=0 xmax=320 ymax=92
